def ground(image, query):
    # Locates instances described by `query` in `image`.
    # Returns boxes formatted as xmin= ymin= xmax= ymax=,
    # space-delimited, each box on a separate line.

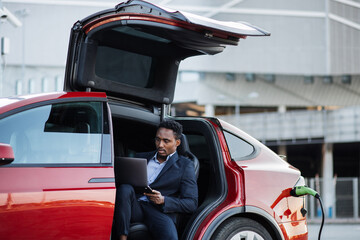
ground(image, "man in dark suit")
xmin=114 ymin=120 xmax=198 ymax=240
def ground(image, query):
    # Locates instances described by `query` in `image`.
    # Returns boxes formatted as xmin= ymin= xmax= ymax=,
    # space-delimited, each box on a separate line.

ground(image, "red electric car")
xmin=0 ymin=1 xmax=308 ymax=239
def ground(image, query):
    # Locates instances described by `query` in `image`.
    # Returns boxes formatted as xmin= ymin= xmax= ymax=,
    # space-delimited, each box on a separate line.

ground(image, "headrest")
xmin=177 ymin=133 xmax=200 ymax=178
xmin=177 ymin=134 xmax=190 ymax=157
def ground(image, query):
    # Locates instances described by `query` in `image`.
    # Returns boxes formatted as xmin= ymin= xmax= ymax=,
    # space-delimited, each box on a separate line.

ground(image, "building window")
xmin=28 ymin=79 xmax=35 ymax=93
xmin=55 ymin=75 xmax=63 ymax=91
xmin=41 ymin=77 xmax=49 ymax=92
xmin=179 ymin=71 xmax=202 ymax=82
xmin=15 ymin=80 xmax=22 ymax=95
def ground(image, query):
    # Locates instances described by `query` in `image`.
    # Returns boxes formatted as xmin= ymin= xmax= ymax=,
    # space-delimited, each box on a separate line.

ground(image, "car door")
xmin=0 ymin=96 xmax=115 ymax=240
xmin=64 ymin=0 xmax=269 ymax=109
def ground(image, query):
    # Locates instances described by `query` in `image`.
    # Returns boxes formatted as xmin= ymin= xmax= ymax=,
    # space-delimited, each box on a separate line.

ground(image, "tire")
xmin=211 ymin=217 xmax=273 ymax=240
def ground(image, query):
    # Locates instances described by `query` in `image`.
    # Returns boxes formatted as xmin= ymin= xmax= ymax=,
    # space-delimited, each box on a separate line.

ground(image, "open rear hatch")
xmin=64 ymin=0 xmax=269 ymax=106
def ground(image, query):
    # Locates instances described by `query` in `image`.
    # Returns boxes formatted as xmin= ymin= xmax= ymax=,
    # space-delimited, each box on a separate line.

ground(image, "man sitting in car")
xmin=113 ymin=120 xmax=198 ymax=240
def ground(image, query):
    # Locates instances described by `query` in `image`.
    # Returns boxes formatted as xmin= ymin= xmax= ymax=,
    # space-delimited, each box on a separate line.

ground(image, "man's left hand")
xmin=144 ymin=189 xmax=164 ymax=205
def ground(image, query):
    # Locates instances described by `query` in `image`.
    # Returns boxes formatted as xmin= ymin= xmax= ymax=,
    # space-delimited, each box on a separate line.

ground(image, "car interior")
xmin=111 ymin=112 xmax=226 ymax=239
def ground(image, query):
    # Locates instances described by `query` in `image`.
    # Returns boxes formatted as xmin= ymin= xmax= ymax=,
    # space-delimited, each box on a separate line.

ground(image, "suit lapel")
xmin=152 ymin=152 xmax=179 ymax=183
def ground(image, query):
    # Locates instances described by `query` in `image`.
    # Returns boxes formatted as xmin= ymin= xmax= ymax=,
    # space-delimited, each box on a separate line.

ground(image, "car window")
xmin=93 ymin=26 xmax=164 ymax=89
xmin=186 ymin=134 xmax=210 ymax=161
xmin=224 ymin=131 xmax=255 ymax=161
xmin=95 ymin=46 xmax=155 ymax=88
xmin=0 ymin=102 xmax=105 ymax=164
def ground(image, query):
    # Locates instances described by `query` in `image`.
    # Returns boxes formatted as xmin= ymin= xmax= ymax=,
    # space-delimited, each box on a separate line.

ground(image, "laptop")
xmin=114 ymin=157 xmax=153 ymax=193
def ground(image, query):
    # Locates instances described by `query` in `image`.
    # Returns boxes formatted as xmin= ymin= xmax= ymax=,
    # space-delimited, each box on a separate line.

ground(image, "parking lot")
xmin=308 ymin=223 xmax=360 ymax=240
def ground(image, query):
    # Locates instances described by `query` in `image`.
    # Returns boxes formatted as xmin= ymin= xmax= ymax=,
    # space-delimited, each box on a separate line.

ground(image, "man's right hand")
xmin=144 ymin=189 xmax=165 ymax=205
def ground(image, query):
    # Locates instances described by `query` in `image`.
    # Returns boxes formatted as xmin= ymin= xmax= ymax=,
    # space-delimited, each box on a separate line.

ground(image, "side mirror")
xmin=0 ymin=143 xmax=14 ymax=166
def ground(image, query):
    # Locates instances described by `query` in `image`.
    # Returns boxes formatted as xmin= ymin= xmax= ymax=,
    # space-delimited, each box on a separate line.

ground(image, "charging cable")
xmin=290 ymin=186 xmax=324 ymax=240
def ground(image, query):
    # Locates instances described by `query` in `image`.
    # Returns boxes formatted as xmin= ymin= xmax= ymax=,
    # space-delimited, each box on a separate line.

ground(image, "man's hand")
xmin=144 ymin=189 xmax=164 ymax=205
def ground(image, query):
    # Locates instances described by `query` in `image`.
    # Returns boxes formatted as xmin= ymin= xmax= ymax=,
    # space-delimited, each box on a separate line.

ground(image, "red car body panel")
xmin=0 ymin=92 xmax=114 ymax=240
xmin=241 ymin=152 xmax=308 ymax=240
xmin=0 ymin=167 xmax=115 ymax=240
xmin=192 ymin=119 xmax=246 ymax=239
xmin=220 ymin=120 xmax=308 ymax=240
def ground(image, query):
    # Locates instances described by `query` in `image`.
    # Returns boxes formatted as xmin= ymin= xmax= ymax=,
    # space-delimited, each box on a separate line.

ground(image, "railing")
xmin=219 ymin=106 xmax=360 ymax=144
xmin=305 ymin=177 xmax=359 ymax=220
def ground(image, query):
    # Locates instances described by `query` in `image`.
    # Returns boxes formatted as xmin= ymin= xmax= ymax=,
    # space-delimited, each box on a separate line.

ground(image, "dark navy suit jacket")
xmin=136 ymin=151 xmax=198 ymax=220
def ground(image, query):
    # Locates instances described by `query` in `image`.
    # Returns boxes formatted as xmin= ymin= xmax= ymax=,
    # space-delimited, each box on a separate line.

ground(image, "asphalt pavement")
xmin=308 ymin=223 xmax=360 ymax=240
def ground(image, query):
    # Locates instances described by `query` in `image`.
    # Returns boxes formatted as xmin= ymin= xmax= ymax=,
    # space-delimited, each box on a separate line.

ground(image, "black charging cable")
xmin=290 ymin=186 xmax=325 ymax=240
xmin=316 ymin=195 xmax=325 ymax=240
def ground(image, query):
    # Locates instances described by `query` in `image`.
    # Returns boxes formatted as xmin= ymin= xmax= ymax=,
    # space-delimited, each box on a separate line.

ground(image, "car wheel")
xmin=211 ymin=217 xmax=273 ymax=240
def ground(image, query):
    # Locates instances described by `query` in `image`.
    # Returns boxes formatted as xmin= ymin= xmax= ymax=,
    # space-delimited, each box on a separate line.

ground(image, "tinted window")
xmin=93 ymin=26 xmax=169 ymax=89
xmin=0 ymin=102 xmax=104 ymax=164
xmin=186 ymin=134 xmax=210 ymax=161
xmin=224 ymin=131 xmax=254 ymax=160
xmin=95 ymin=46 xmax=154 ymax=88
xmin=112 ymin=26 xmax=171 ymax=44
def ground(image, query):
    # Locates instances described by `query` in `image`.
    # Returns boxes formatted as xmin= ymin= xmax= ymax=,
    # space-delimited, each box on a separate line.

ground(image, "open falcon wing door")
xmin=64 ymin=0 xmax=269 ymax=106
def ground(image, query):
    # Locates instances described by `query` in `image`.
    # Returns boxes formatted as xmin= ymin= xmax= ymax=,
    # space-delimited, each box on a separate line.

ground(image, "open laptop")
xmin=114 ymin=157 xmax=153 ymax=193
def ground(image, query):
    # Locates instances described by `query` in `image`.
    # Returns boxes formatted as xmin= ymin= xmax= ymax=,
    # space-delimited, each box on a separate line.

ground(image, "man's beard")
xmin=157 ymin=154 xmax=167 ymax=161
xmin=157 ymin=148 xmax=168 ymax=161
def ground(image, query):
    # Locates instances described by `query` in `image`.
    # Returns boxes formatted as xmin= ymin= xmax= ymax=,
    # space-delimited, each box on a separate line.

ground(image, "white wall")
xmin=0 ymin=1 xmax=118 ymax=67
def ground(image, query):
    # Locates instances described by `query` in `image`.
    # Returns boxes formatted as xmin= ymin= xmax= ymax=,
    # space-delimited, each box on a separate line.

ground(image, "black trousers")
xmin=113 ymin=184 xmax=178 ymax=240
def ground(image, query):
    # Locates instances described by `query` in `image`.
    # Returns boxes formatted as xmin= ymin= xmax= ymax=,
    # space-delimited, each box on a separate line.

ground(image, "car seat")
xmin=177 ymin=133 xmax=200 ymax=179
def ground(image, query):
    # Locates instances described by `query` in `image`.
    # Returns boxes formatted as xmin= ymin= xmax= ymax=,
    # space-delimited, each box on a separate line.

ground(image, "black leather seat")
xmin=177 ymin=134 xmax=200 ymax=179
xmin=112 ymin=134 xmax=199 ymax=240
